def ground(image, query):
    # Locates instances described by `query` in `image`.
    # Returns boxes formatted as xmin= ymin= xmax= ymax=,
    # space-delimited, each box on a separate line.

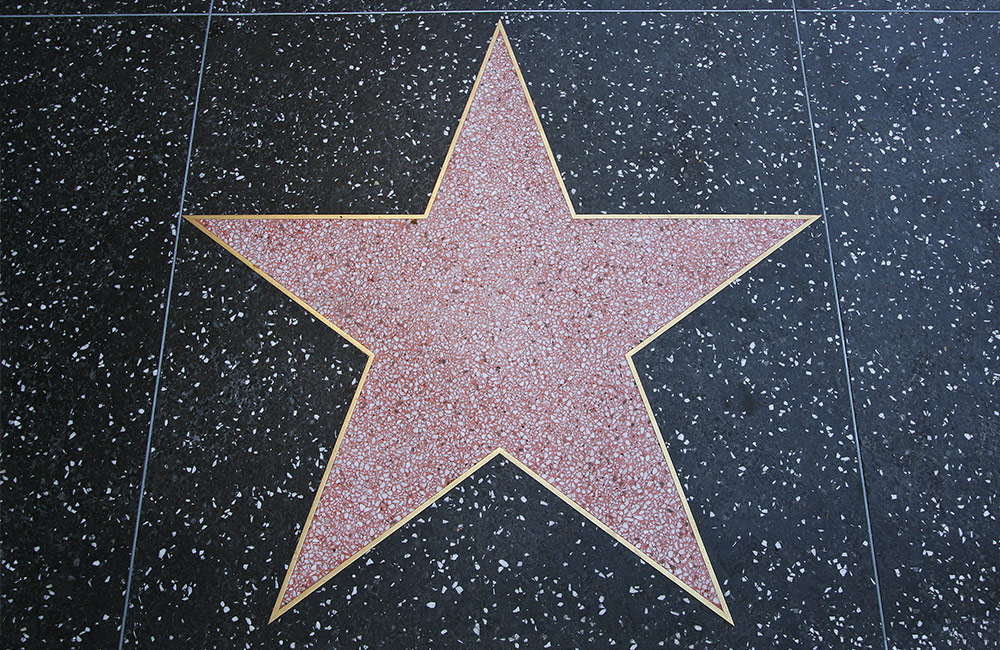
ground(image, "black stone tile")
xmin=511 ymin=13 xmax=815 ymax=214
xmin=5 ymin=1 xmax=210 ymax=15
xmin=121 ymin=220 xmax=369 ymax=646
xmin=213 ymin=1 xmax=789 ymax=15
xmin=0 ymin=17 xmax=206 ymax=648
xmin=186 ymin=13 xmax=814 ymax=216
xmin=799 ymin=12 xmax=999 ymax=649
xmin=122 ymin=11 xmax=879 ymax=648
xmin=184 ymin=15 xmax=492 ymax=215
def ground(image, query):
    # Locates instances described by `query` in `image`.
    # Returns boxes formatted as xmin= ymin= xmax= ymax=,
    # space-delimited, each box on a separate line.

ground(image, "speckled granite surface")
xmin=799 ymin=12 xmax=999 ymax=649
xmin=2 ymin=6 xmax=996 ymax=650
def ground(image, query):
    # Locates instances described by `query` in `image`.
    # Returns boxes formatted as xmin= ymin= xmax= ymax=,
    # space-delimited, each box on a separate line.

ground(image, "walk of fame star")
xmin=186 ymin=23 xmax=817 ymax=625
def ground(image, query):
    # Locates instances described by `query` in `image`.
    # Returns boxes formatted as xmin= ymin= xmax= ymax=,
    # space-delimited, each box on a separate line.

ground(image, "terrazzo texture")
xmin=198 ymin=33 xmax=811 ymax=616
xmin=0 ymin=17 xmax=204 ymax=648
xmin=3 ymin=7 xmax=996 ymax=650
xmin=799 ymin=12 xmax=999 ymax=649
xmin=185 ymin=15 xmax=487 ymax=216
xmin=121 ymin=221 xmax=369 ymax=646
xmin=512 ymin=13 xmax=816 ymax=215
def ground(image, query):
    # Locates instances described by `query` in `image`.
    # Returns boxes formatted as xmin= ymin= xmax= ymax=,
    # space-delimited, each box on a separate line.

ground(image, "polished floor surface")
xmin=2 ymin=2 xmax=998 ymax=649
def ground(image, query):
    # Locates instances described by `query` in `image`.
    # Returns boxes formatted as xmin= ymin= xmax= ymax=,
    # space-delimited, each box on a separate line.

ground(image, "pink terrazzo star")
xmin=190 ymin=25 xmax=814 ymax=624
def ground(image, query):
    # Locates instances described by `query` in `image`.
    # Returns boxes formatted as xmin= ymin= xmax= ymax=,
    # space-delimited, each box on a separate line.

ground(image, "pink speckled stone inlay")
xmin=200 ymin=34 xmax=807 ymax=612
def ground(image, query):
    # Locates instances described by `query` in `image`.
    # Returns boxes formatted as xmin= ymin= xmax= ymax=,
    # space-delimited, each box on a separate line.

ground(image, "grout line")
xmin=0 ymin=8 xmax=790 ymax=19
xmin=796 ymin=8 xmax=1000 ymax=13
xmin=4 ymin=8 xmax=999 ymax=19
xmin=791 ymin=5 xmax=891 ymax=650
xmin=211 ymin=8 xmax=792 ymax=14
xmin=215 ymin=7 xmax=1000 ymax=15
xmin=0 ymin=12 xmax=209 ymax=18
xmin=116 ymin=2 xmax=214 ymax=649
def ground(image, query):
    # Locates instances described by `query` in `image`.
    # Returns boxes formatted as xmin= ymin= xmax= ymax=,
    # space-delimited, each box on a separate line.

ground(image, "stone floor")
xmin=2 ymin=3 xmax=997 ymax=649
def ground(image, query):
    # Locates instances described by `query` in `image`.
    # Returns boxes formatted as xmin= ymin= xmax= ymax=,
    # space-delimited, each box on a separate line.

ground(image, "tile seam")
xmin=0 ymin=12 xmax=210 ymax=17
xmin=116 ymin=3 xmax=215 ymax=649
xmin=790 ymin=4 xmax=891 ymax=650
xmin=209 ymin=8 xmax=793 ymax=14
xmin=6 ymin=8 xmax=998 ymax=19
xmin=796 ymin=8 xmax=1000 ymax=14
xmin=0 ymin=9 xmax=792 ymax=19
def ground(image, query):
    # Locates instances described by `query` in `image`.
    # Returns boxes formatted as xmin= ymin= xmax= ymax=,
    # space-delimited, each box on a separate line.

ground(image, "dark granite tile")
xmin=121 ymin=220 xmax=369 ymax=646
xmin=123 ymin=11 xmax=882 ymax=648
xmin=4 ymin=1 xmax=210 ymax=15
xmin=510 ymin=13 xmax=815 ymax=214
xmin=799 ymin=12 xmax=999 ymax=649
xmin=186 ymin=13 xmax=814 ymax=216
xmin=184 ymin=15 xmax=492 ymax=215
xmin=0 ymin=17 xmax=206 ymax=649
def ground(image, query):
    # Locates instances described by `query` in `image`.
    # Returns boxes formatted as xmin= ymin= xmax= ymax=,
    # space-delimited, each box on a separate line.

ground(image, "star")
xmin=187 ymin=23 xmax=816 ymax=626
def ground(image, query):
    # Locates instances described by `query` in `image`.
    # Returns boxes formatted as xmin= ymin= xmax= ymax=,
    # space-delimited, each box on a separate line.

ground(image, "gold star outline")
xmin=186 ymin=22 xmax=819 ymax=626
